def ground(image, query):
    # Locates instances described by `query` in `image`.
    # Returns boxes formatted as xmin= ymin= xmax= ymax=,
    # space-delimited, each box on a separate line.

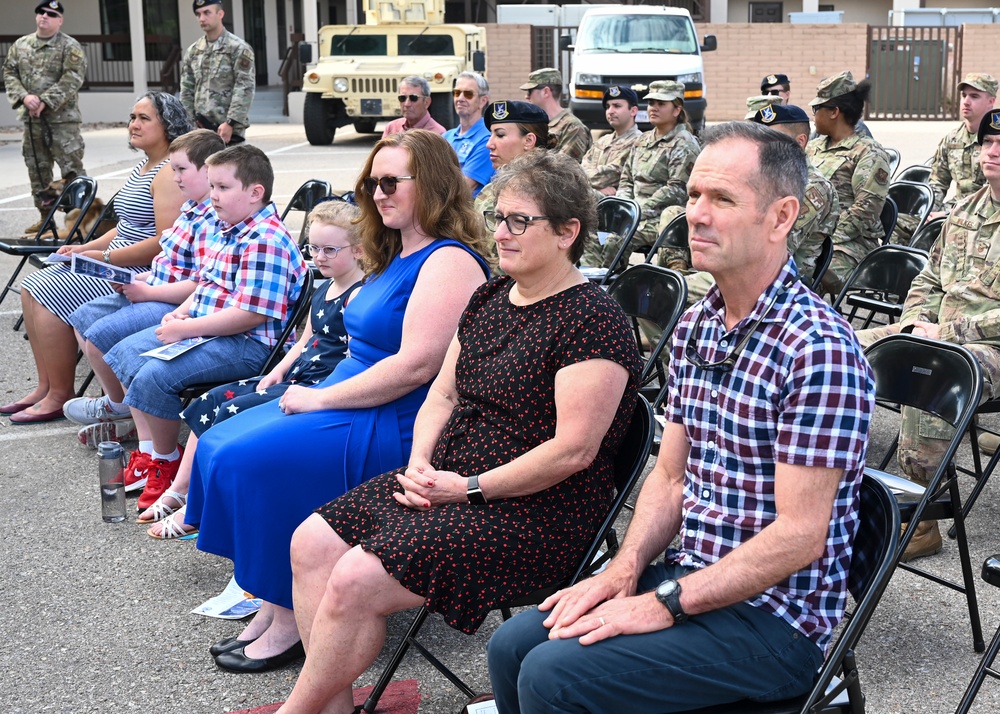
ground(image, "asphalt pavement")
xmin=1 ymin=117 xmax=1000 ymax=714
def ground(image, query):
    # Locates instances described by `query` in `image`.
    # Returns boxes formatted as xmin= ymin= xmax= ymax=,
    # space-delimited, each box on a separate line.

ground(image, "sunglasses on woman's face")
xmin=453 ymin=89 xmax=477 ymax=100
xmin=362 ymin=175 xmax=414 ymax=196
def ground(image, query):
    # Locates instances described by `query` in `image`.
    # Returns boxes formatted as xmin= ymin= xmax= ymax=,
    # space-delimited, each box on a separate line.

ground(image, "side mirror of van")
xmin=700 ymin=35 xmax=717 ymax=52
xmin=559 ymin=34 xmax=574 ymax=52
xmin=473 ymin=50 xmax=486 ymax=72
xmin=299 ymin=42 xmax=313 ymax=64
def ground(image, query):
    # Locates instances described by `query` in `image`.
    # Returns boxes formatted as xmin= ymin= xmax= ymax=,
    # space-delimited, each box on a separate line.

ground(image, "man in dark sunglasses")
xmin=443 ymin=71 xmax=493 ymax=197
xmin=381 ymin=75 xmax=446 ymax=138
xmin=760 ymin=72 xmax=791 ymax=103
xmin=2 ymin=0 xmax=88 ymax=235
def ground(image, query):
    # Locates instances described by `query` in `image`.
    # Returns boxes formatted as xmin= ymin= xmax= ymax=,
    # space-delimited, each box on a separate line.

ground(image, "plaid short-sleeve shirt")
xmin=148 ymin=199 xmax=217 ymax=285
xmin=190 ymin=202 xmax=307 ymax=348
xmin=665 ymin=260 xmax=875 ymax=650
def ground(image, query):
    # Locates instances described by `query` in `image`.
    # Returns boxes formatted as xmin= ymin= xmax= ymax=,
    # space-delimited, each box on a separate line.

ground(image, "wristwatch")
xmin=655 ymin=579 xmax=688 ymax=624
xmin=467 ymin=474 xmax=487 ymax=505
xmin=102 ymin=248 xmax=112 ymax=264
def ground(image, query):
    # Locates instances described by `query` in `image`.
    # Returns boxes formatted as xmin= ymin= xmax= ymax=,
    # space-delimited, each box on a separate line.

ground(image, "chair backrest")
xmin=809 ymin=234 xmax=834 ymax=292
xmin=831 ymin=245 xmax=929 ymax=314
xmin=887 ymin=181 xmax=934 ymax=223
xmin=646 ymin=211 xmax=689 ymax=263
xmin=595 ymin=195 xmax=641 ymax=286
xmin=909 ymin=215 xmax=945 ymax=253
xmin=259 ymin=270 xmax=316 ymax=374
xmin=879 ymin=196 xmax=898 ymax=245
xmin=884 ymin=147 xmax=901 ymax=178
xmin=608 ymin=264 xmax=688 ymax=388
xmin=895 ymin=164 xmax=931 ymax=185
xmin=36 ymin=175 xmax=99 ymax=244
xmin=281 ymin=179 xmax=333 ymax=245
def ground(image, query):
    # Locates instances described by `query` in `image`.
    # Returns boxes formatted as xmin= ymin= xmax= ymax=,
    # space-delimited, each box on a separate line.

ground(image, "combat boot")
xmin=22 ymin=215 xmax=45 ymax=235
xmin=978 ymin=431 xmax=1000 ymax=457
xmin=900 ymin=520 xmax=942 ymax=563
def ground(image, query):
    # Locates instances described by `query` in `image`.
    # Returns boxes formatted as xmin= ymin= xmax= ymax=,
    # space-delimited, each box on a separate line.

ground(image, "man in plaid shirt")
xmin=103 ymin=144 xmax=307 ymax=515
xmin=489 ymin=122 xmax=876 ymax=713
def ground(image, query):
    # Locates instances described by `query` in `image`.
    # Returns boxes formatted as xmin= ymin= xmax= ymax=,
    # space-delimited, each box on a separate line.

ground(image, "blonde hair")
xmin=308 ymin=200 xmax=361 ymax=244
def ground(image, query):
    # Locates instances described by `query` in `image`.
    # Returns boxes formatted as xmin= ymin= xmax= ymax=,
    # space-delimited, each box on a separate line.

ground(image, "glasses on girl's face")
xmin=362 ymin=175 xmax=414 ymax=196
xmin=307 ymin=244 xmax=350 ymax=259
xmin=453 ymin=89 xmax=477 ymax=100
xmin=398 ymin=94 xmax=424 ymax=104
xmin=483 ymin=210 xmax=553 ymax=236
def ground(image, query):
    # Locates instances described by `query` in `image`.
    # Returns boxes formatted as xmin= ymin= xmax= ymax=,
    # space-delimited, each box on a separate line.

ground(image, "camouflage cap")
xmin=519 ymin=68 xmax=562 ymax=91
xmin=750 ymin=103 xmax=810 ymax=126
xmin=603 ymin=85 xmax=639 ymax=107
xmin=978 ymin=108 xmax=1000 ymax=144
xmin=193 ymin=0 xmax=223 ymax=10
xmin=761 ymin=73 xmax=790 ymax=92
xmin=35 ymin=0 xmax=63 ymax=15
xmin=809 ymin=70 xmax=857 ymax=108
xmin=959 ymin=73 xmax=998 ymax=97
xmin=483 ymin=100 xmax=548 ymax=130
xmin=644 ymin=80 xmax=685 ymax=102
xmin=745 ymin=94 xmax=785 ymax=120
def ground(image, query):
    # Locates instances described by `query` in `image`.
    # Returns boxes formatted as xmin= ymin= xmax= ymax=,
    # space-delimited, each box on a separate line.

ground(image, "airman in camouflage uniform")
xmin=857 ymin=110 xmax=1000 ymax=561
xmin=584 ymin=80 xmax=699 ymax=270
xmin=928 ymin=73 xmax=996 ymax=213
xmin=3 ymin=0 xmax=87 ymax=232
xmin=180 ymin=0 xmax=255 ymax=145
xmin=806 ymin=71 xmax=890 ymax=293
xmin=581 ymin=85 xmax=642 ymax=197
xmin=520 ymin=68 xmax=592 ymax=162
xmin=686 ymin=104 xmax=839 ymax=303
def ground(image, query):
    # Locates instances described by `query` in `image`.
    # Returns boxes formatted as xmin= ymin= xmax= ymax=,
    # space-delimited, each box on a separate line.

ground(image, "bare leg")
xmin=131 ymin=408 xmax=153 ymax=442
xmin=280 ymin=533 xmax=424 ymax=714
xmin=82 ymin=337 xmax=127 ymax=402
xmin=290 ymin=514 xmax=353 ymax=649
xmin=19 ymin=289 xmax=80 ymax=413
xmin=242 ymin=604 xmax=301 ymax=659
xmin=142 ymin=412 xmax=181 ymax=455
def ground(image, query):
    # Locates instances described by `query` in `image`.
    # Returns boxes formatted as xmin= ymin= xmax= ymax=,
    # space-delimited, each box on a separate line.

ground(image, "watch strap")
xmin=467 ymin=474 xmax=487 ymax=505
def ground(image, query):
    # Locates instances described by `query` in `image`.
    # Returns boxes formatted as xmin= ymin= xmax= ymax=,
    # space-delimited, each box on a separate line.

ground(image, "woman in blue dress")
xmin=185 ymin=129 xmax=493 ymax=673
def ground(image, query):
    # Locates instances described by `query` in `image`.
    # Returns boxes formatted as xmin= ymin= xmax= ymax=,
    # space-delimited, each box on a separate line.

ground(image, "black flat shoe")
xmin=209 ymin=635 xmax=258 ymax=658
xmin=214 ymin=640 xmax=305 ymax=673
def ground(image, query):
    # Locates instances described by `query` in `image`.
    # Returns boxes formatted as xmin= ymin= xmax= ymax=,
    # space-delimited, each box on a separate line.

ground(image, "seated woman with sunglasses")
xmin=184 ymin=130 xmax=493 ymax=673
xmin=273 ymin=151 xmax=640 ymax=714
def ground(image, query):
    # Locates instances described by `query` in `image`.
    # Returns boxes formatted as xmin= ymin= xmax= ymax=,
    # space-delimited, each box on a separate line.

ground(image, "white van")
xmin=560 ymin=6 xmax=717 ymax=134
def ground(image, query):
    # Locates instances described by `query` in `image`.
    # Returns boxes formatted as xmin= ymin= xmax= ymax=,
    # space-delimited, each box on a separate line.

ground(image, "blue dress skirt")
xmin=185 ymin=239 xmax=489 ymax=608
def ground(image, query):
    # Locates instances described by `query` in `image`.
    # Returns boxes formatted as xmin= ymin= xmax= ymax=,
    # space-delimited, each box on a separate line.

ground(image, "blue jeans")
xmin=487 ymin=562 xmax=824 ymax=714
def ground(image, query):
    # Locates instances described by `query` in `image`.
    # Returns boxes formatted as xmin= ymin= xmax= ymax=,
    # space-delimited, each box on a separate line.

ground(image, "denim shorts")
xmin=69 ymin=294 xmax=178 ymax=354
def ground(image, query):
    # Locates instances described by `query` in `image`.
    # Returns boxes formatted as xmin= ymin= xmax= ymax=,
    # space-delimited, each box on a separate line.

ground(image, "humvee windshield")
xmin=398 ymin=34 xmax=456 ymax=56
xmin=329 ymin=35 xmax=388 ymax=56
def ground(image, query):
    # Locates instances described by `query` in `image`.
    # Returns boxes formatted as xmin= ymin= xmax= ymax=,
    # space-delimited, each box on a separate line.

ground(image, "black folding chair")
xmin=281 ymin=179 xmax=333 ymax=246
xmin=607 ymin=265 xmax=688 ymax=400
xmin=878 ymin=196 xmax=898 ymax=245
xmin=645 ymin=210 xmax=688 ymax=265
xmin=831 ymin=245 xmax=929 ymax=330
xmin=956 ymin=554 xmax=1000 ymax=713
xmin=885 ymin=181 xmax=934 ymax=245
xmin=894 ymin=164 xmax=931 ymax=184
xmin=674 ymin=476 xmax=900 ymax=714
xmin=863 ymin=334 xmax=986 ymax=653
xmin=585 ymin=196 xmax=640 ymax=286
xmin=361 ymin=396 xmax=655 ymax=713
xmin=177 ymin=271 xmax=315 ymax=403
xmin=884 ymin=146 xmax=901 ymax=178
xmin=908 ymin=215 xmax=945 ymax=253
xmin=0 ymin=175 xmax=98 ymax=310
xmin=809 ymin=235 xmax=834 ymax=293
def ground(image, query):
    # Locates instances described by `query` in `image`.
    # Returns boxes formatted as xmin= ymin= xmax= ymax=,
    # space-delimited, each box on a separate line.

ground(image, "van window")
xmin=578 ymin=15 xmax=698 ymax=55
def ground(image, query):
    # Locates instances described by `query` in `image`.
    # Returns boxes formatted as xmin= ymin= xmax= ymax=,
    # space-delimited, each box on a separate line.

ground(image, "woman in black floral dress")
xmin=276 ymin=152 xmax=641 ymax=714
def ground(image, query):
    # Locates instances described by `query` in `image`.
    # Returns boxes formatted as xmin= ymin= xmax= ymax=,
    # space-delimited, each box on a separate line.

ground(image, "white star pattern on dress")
xmin=238 ymin=380 xmax=248 ymax=386
xmin=213 ymin=406 xmax=220 ymax=415
xmin=227 ymin=404 xmax=239 ymax=414
xmin=200 ymin=393 xmax=209 ymax=400
xmin=322 ymin=325 xmax=329 ymax=334
xmin=257 ymin=388 xmax=268 ymax=395
xmin=200 ymin=414 xmax=210 ymax=424
xmin=339 ymin=335 xmax=348 ymax=343
xmin=316 ymin=309 xmax=325 ymax=319
xmin=310 ymin=354 xmax=321 ymax=362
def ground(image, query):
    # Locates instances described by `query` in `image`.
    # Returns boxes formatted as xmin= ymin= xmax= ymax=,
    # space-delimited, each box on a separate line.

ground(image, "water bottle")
xmin=98 ymin=441 xmax=126 ymax=523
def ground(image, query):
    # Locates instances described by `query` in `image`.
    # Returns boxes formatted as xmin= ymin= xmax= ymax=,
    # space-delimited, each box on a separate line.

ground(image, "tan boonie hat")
xmin=745 ymin=94 xmax=785 ymax=120
xmin=809 ymin=70 xmax=857 ymax=108
xmin=959 ymin=73 xmax=998 ymax=97
xmin=519 ymin=68 xmax=562 ymax=91
xmin=644 ymin=80 xmax=685 ymax=102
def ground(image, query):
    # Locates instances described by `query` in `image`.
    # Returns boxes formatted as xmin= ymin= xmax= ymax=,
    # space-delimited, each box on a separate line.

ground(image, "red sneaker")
xmin=124 ymin=450 xmax=153 ymax=493
xmin=137 ymin=445 xmax=185 ymax=512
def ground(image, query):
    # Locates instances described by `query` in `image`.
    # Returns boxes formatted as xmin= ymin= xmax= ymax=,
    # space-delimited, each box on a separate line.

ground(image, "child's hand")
xmin=121 ymin=281 xmax=149 ymax=303
xmin=257 ymin=369 xmax=285 ymax=391
xmin=161 ymin=310 xmax=188 ymax=325
xmin=155 ymin=319 xmax=193 ymax=344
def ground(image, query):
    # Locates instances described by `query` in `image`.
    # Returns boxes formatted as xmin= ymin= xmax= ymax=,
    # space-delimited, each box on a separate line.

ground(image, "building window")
xmin=100 ymin=0 xmax=180 ymax=60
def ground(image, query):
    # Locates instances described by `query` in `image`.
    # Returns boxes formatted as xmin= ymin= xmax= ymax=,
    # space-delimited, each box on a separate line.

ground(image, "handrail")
xmin=278 ymin=33 xmax=304 ymax=117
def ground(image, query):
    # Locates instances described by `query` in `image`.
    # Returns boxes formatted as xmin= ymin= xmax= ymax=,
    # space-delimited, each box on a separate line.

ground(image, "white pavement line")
xmin=0 ymin=165 xmax=135 ymax=206
xmin=0 ymin=309 xmax=23 ymax=315
xmin=266 ymin=141 xmax=310 ymax=156
xmin=0 ymin=424 xmax=77 ymax=441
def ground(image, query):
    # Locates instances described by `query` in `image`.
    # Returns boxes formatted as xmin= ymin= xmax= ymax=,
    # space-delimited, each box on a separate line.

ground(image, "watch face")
xmin=658 ymin=580 xmax=677 ymax=597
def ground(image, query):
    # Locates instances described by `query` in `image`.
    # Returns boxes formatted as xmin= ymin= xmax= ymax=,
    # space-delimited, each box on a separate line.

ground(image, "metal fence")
xmin=867 ymin=25 xmax=963 ymax=120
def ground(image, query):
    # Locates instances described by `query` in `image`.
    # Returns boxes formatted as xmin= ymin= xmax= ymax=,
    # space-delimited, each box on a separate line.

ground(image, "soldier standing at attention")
xmin=928 ymin=73 xmax=997 ymax=215
xmin=806 ymin=71 xmax=889 ymax=295
xmin=3 ymin=0 xmax=87 ymax=235
xmin=521 ymin=67 xmax=591 ymax=162
xmin=581 ymin=84 xmax=642 ymax=198
xmin=180 ymin=0 xmax=255 ymax=145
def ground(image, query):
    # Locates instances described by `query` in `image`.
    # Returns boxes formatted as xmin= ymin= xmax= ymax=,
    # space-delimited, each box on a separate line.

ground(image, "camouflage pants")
xmin=857 ymin=324 xmax=1000 ymax=486
xmin=22 ymin=120 xmax=86 ymax=213
xmin=684 ymin=271 xmax=714 ymax=307
xmin=888 ymin=214 xmax=920 ymax=246
xmin=580 ymin=221 xmax=690 ymax=272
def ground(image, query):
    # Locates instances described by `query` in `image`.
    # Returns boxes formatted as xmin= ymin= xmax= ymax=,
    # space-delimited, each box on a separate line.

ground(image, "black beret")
xmin=484 ymin=100 xmax=548 ymax=130
xmin=35 ymin=1 xmax=64 ymax=15
xmin=978 ymin=109 xmax=1000 ymax=145
xmin=750 ymin=103 xmax=810 ymax=126
xmin=193 ymin=0 xmax=223 ymax=11
xmin=761 ymin=73 xmax=790 ymax=92
xmin=603 ymin=85 xmax=639 ymax=107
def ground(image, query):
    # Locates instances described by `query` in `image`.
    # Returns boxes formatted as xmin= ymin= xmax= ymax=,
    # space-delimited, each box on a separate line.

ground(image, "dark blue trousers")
xmin=487 ymin=563 xmax=825 ymax=714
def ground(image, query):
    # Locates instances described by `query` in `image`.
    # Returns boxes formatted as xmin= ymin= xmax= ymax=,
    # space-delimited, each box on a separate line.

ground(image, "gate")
xmin=867 ymin=25 xmax=962 ymax=120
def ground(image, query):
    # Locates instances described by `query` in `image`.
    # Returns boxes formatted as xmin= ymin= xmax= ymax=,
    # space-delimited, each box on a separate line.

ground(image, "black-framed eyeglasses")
xmin=684 ymin=285 xmax=788 ymax=372
xmin=453 ymin=89 xmax=477 ymax=100
xmin=812 ymin=105 xmax=832 ymax=116
xmin=483 ymin=210 xmax=553 ymax=236
xmin=398 ymin=94 xmax=425 ymax=103
xmin=36 ymin=8 xmax=61 ymax=17
xmin=307 ymin=244 xmax=351 ymax=259
xmin=362 ymin=175 xmax=414 ymax=196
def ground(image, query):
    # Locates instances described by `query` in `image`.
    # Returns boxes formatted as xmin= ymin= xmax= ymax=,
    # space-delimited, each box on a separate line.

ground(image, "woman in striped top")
xmin=5 ymin=93 xmax=192 ymax=423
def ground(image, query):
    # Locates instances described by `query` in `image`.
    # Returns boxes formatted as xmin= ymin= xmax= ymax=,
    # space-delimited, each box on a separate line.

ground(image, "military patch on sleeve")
xmin=239 ymin=56 xmax=252 ymax=71
xmin=805 ymin=184 xmax=824 ymax=210
xmin=69 ymin=48 xmax=84 ymax=64
xmin=875 ymin=168 xmax=889 ymax=185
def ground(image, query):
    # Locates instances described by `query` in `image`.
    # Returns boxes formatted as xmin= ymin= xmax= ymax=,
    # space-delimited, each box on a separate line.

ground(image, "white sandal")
xmin=146 ymin=505 xmax=198 ymax=540
xmin=136 ymin=488 xmax=187 ymax=524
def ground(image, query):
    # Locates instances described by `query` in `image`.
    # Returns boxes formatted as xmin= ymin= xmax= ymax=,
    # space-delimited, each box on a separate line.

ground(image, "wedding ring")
xmin=599 ymin=617 xmax=606 ymax=627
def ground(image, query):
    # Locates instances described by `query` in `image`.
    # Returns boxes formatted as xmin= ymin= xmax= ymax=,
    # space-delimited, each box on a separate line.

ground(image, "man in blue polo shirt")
xmin=443 ymin=71 xmax=493 ymax=198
